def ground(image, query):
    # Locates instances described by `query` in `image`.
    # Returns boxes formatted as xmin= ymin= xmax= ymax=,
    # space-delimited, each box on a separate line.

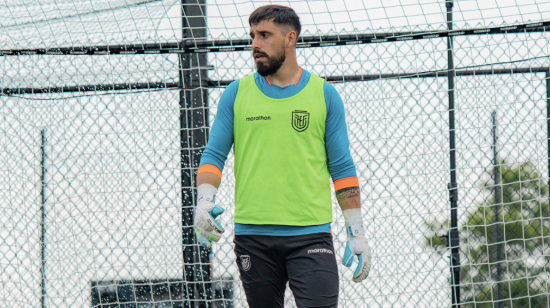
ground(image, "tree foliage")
xmin=425 ymin=161 xmax=550 ymax=307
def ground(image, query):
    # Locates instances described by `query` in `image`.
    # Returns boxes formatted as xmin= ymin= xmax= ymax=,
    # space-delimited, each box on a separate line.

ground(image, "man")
xmin=194 ymin=5 xmax=371 ymax=308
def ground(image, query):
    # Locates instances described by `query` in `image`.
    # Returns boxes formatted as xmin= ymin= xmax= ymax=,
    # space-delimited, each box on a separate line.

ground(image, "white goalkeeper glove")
xmin=194 ymin=184 xmax=225 ymax=248
xmin=342 ymin=208 xmax=372 ymax=283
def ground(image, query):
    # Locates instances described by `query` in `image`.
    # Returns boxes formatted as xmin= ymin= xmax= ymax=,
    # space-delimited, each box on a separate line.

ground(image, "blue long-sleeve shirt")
xmin=200 ymin=69 xmax=357 ymax=236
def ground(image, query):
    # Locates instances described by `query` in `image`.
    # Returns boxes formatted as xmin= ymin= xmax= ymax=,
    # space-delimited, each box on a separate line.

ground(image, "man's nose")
xmin=251 ymin=36 xmax=261 ymax=50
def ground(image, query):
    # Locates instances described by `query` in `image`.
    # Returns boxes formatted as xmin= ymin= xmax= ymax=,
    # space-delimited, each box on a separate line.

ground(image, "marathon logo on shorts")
xmin=240 ymin=255 xmax=251 ymax=271
xmin=307 ymin=248 xmax=334 ymax=254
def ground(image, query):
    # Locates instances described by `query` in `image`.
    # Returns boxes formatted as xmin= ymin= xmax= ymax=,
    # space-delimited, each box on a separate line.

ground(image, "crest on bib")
xmin=292 ymin=110 xmax=310 ymax=132
xmin=240 ymin=255 xmax=251 ymax=271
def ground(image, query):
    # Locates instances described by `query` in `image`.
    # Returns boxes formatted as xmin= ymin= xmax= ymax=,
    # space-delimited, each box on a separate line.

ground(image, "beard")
xmin=254 ymin=46 xmax=286 ymax=77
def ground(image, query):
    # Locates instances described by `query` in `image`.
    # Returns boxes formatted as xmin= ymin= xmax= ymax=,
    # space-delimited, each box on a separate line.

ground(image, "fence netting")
xmin=1 ymin=0 xmax=550 ymax=307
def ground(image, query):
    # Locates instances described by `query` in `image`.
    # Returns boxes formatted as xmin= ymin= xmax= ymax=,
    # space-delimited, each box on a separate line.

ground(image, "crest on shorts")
xmin=292 ymin=110 xmax=310 ymax=132
xmin=240 ymin=255 xmax=251 ymax=271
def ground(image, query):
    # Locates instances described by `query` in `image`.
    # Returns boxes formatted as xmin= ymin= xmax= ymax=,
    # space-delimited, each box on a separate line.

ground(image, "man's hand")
xmin=342 ymin=209 xmax=372 ymax=283
xmin=194 ymin=184 xmax=225 ymax=247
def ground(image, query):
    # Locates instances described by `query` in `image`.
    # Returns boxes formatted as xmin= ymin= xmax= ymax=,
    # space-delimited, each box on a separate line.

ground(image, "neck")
xmin=265 ymin=55 xmax=301 ymax=87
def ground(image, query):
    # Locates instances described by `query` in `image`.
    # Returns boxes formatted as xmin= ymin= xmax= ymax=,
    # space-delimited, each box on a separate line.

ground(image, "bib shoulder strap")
xmin=238 ymin=74 xmax=256 ymax=89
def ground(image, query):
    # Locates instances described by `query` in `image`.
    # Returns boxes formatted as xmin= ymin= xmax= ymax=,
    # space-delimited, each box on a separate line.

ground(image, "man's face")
xmin=249 ymin=20 xmax=288 ymax=77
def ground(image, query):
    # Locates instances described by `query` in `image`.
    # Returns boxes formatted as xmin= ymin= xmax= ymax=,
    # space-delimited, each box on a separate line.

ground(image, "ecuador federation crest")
xmin=292 ymin=110 xmax=310 ymax=132
xmin=240 ymin=255 xmax=251 ymax=271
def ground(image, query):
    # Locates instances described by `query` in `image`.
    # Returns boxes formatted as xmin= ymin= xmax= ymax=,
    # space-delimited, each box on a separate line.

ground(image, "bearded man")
xmin=194 ymin=5 xmax=372 ymax=308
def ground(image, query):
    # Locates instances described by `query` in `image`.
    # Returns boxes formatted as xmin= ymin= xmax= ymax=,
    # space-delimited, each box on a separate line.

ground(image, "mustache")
xmin=253 ymin=50 xmax=268 ymax=58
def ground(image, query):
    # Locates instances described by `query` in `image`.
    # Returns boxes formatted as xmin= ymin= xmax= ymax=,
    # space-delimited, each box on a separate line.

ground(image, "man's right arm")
xmin=194 ymin=80 xmax=239 ymax=245
xmin=197 ymin=80 xmax=239 ymax=187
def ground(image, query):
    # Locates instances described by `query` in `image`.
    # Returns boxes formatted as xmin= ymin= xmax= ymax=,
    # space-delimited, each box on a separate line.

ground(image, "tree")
xmin=425 ymin=160 xmax=550 ymax=307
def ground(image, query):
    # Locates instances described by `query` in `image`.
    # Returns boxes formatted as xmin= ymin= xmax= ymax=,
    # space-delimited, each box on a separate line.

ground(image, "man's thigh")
xmin=286 ymin=233 xmax=339 ymax=308
xmin=234 ymin=235 xmax=288 ymax=308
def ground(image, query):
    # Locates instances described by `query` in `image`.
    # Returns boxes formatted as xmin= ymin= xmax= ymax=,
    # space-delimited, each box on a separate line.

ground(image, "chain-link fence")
xmin=1 ymin=0 xmax=550 ymax=307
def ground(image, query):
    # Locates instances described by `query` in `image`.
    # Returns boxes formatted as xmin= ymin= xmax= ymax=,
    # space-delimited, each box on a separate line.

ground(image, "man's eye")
xmin=263 ymin=33 xmax=268 ymax=37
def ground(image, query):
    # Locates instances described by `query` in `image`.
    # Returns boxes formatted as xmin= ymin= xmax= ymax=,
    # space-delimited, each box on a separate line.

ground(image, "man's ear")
xmin=286 ymin=30 xmax=297 ymax=48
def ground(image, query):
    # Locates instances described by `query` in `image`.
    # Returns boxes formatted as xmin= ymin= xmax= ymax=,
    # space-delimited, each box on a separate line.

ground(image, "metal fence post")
xmin=179 ymin=0 xmax=211 ymax=306
xmin=491 ymin=111 xmax=503 ymax=307
xmin=40 ymin=129 xmax=47 ymax=308
xmin=546 ymin=70 xmax=550 ymax=282
xmin=446 ymin=1 xmax=461 ymax=307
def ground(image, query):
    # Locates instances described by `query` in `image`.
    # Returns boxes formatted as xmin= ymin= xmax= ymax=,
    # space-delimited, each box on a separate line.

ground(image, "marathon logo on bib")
xmin=246 ymin=115 xmax=271 ymax=121
xmin=292 ymin=110 xmax=310 ymax=132
xmin=240 ymin=255 xmax=251 ymax=271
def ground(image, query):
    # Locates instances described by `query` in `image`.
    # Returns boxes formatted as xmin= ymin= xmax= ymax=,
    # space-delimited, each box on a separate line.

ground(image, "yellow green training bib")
xmin=233 ymin=74 xmax=332 ymax=226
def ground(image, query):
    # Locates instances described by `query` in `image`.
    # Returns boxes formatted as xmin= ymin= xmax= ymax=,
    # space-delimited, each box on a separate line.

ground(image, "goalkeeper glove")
xmin=194 ymin=184 xmax=225 ymax=248
xmin=342 ymin=208 xmax=372 ymax=283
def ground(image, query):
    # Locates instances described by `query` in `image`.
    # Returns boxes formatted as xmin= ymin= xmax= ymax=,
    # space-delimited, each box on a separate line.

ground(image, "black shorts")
xmin=234 ymin=233 xmax=339 ymax=308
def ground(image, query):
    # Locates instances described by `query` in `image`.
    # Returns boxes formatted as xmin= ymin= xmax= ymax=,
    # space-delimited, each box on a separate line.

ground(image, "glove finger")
xmin=353 ymin=254 xmax=364 ymax=277
xmin=210 ymin=205 xmax=225 ymax=218
xmin=206 ymin=230 xmax=222 ymax=242
xmin=195 ymin=228 xmax=212 ymax=249
xmin=196 ymin=227 xmax=222 ymax=244
xmin=352 ymin=251 xmax=372 ymax=283
xmin=205 ymin=214 xmax=225 ymax=234
xmin=342 ymin=242 xmax=354 ymax=267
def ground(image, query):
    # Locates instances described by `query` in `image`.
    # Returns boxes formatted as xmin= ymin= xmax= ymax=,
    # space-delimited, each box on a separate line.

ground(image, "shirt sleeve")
xmin=198 ymin=80 xmax=239 ymax=177
xmin=324 ymin=81 xmax=358 ymax=189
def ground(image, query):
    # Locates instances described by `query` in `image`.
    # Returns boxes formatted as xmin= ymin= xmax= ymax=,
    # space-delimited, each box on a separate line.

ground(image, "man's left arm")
xmin=324 ymin=81 xmax=372 ymax=283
